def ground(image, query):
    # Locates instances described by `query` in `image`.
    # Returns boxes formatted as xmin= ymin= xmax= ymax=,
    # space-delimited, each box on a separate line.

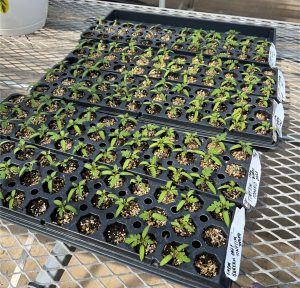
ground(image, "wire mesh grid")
xmin=0 ymin=1 xmax=299 ymax=287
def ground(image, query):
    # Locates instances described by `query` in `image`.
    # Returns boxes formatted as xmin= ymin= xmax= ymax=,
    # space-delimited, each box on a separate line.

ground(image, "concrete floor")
xmin=111 ymin=0 xmax=300 ymax=23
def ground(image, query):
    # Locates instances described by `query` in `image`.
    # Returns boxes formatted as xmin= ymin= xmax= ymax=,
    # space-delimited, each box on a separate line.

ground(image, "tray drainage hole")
xmin=78 ymin=137 xmax=85 ymax=141
xmin=99 ymin=143 xmax=106 ymax=148
xmin=31 ymin=189 xmax=38 ymax=195
xmin=151 ymin=259 xmax=159 ymax=267
xmin=164 ymin=103 xmax=169 ymax=107
xmin=4 ymin=157 xmax=11 ymax=161
xmin=110 ymin=128 xmax=115 ymax=132
xmin=106 ymin=212 xmax=114 ymax=219
xmin=144 ymin=154 xmax=150 ymax=159
xmin=167 ymin=161 xmax=173 ymax=165
xmin=171 ymin=206 xmax=178 ymax=213
xmin=94 ymin=183 xmax=101 ymax=189
xmin=118 ymin=190 xmax=126 ymax=196
xmin=133 ymin=221 xmax=141 ymax=228
xmin=144 ymin=198 xmax=152 ymax=205
xmin=70 ymin=176 xmax=77 ymax=182
xmin=40 ymin=220 xmax=46 ymax=226
xmin=192 ymin=241 xmax=201 ymax=248
xmin=223 ymin=156 xmax=230 ymax=161
xmin=7 ymin=182 xmax=15 ymax=188
xmin=161 ymin=230 xmax=170 ymax=239
xmin=192 ymin=167 xmax=199 ymax=173
xmin=217 ymin=174 xmax=225 ymax=179
xmin=80 ymin=204 xmax=88 ymax=211
xmin=47 ymin=170 xmax=54 ymax=175
xmin=249 ymin=117 xmax=254 ymax=121
xmin=200 ymin=215 xmax=208 ymax=222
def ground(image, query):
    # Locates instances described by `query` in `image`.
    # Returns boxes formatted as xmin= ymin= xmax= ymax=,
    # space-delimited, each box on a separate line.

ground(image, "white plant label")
xmin=243 ymin=150 xmax=261 ymax=208
xmin=277 ymin=70 xmax=286 ymax=102
xmin=272 ymin=100 xmax=284 ymax=141
xmin=225 ymin=207 xmax=245 ymax=281
xmin=268 ymin=43 xmax=277 ymax=68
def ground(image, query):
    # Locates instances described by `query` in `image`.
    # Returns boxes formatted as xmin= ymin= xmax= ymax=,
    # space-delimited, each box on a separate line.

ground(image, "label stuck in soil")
xmin=268 ymin=43 xmax=277 ymax=68
xmin=243 ymin=150 xmax=261 ymax=208
xmin=277 ymin=70 xmax=286 ymax=102
xmin=272 ymin=100 xmax=284 ymax=141
xmin=225 ymin=207 xmax=245 ymax=281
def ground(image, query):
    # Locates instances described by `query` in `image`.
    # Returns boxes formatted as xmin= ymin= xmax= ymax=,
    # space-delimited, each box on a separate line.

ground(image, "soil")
xmin=6 ymin=191 xmax=25 ymax=209
xmin=27 ymin=198 xmax=48 ymax=217
xmin=172 ymin=97 xmax=186 ymax=106
xmin=37 ymin=153 xmax=57 ymax=167
xmin=183 ymin=200 xmax=202 ymax=213
xmin=107 ymin=98 xmax=121 ymax=107
xmin=0 ymin=142 xmax=15 ymax=154
xmin=120 ymin=122 xmax=136 ymax=132
xmin=148 ymin=69 xmax=161 ymax=78
xmin=231 ymin=149 xmax=248 ymax=161
xmin=78 ymin=215 xmax=100 ymax=235
xmin=156 ymin=190 xmax=176 ymax=204
xmin=44 ymin=177 xmax=65 ymax=193
xmin=167 ymin=109 xmax=181 ymax=119
xmin=194 ymin=253 xmax=220 ymax=278
xmin=263 ymin=70 xmax=275 ymax=76
xmin=123 ymin=159 xmax=139 ymax=170
xmin=105 ymin=74 xmax=117 ymax=81
xmin=88 ymin=132 xmax=103 ymax=142
xmin=52 ymin=87 xmax=66 ymax=97
xmin=131 ymin=181 xmax=150 ymax=196
xmin=31 ymin=114 xmax=47 ymax=125
xmin=45 ymin=74 xmax=59 ymax=83
xmin=16 ymin=128 xmax=33 ymax=139
xmin=185 ymin=140 xmax=200 ymax=150
xmin=106 ymin=177 xmax=124 ymax=189
xmin=255 ymin=111 xmax=270 ymax=121
xmin=12 ymin=110 xmax=28 ymax=119
xmin=222 ymin=186 xmax=243 ymax=199
xmin=134 ymin=90 xmax=147 ymax=99
xmin=92 ymin=194 xmax=114 ymax=210
xmin=61 ymin=78 xmax=75 ymax=86
xmin=105 ymin=223 xmax=128 ymax=245
xmin=126 ymin=101 xmax=141 ymax=111
xmin=75 ymin=144 xmax=95 ymax=157
xmin=58 ymin=159 xmax=78 ymax=174
xmin=20 ymin=171 xmax=41 ymax=186
xmin=71 ymin=187 xmax=88 ymax=202
xmin=152 ymin=93 xmax=166 ymax=102
xmin=43 ymin=101 xmax=60 ymax=113
xmin=176 ymin=152 xmax=195 ymax=165
xmin=145 ymin=105 xmax=161 ymax=115
xmin=81 ymin=112 xmax=96 ymax=122
xmin=53 ymin=210 xmax=74 ymax=226
xmin=145 ymin=208 xmax=167 ymax=228
xmin=172 ymin=217 xmax=196 ymax=237
xmin=200 ymin=159 xmax=220 ymax=171
xmin=203 ymin=226 xmax=227 ymax=247
xmin=71 ymin=91 xmax=84 ymax=100
xmin=0 ymin=123 xmax=14 ymax=135
xmin=196 ymin=89 xmax=208 ymax=97
xmin=98 ymin=152 xmax=117 ymax=164
xmin=143 ymin=235 xmax=157 ymax=256
xmin=120 ymin=201 xmax=140 ymax=218
xmin=154 ymin=147 xmax=171 ymax=159
xmin=133 ymin=142 xmax=149 ymax=152
xmin=100 ymin=117 xmax=116 ymax=127
xmin=16 ymin=148 xmax=36 ymax=161
xmin=225 ymin=164 xmax=246 ymax=178
xmin=207 ymin=142 xmax=224 ymax=154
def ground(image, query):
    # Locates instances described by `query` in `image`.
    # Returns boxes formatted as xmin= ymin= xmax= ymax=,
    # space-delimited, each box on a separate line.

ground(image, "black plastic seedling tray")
xmin=0 ymin=94 xmax=260 ymax=208
xmin=81 ymin=10 xmax=276 ymax=67
xmin=0 ymin=137 xmax=239 ymax=288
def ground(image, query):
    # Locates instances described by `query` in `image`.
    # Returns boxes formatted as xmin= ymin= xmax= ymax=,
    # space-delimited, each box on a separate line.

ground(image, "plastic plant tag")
xmin=277 ymin=70 xmax=286 ymax=102
xmin=224 ymin=207 xmax=245 ymax=281
xmin=268 ymin=43 xmax=277 ymax=68
xmin=243 ymin=150 xmax=261 ymax=208
xmin=272 ymin=100 xmax=284 ymax=141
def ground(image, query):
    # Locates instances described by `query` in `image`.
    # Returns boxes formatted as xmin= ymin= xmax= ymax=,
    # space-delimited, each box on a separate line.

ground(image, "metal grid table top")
xmin=0 ymin=1 xmax=299 ymax=287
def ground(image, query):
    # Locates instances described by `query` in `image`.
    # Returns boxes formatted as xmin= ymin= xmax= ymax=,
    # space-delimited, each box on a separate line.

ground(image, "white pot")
xmin=0 ymin=0 xmax=48 ymax=36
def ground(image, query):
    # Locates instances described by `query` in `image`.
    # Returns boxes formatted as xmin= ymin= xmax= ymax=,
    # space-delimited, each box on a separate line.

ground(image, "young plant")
xmin=176 ymin=190 xmax=200 ymax=212
xmin=230 ymin=141 xmax=253 ymax=159
xmin=73 ymin=141 xmax=93 ymax=157
xmin=19 ymin=160 xmax=37 ymax=177
xmin=13 ymin=139 xmax=36 ymax=155
xmin=191 ymin=167 xmax=216 ymax=194
xmin=140 ymin=124 xmax=159 ymax=137
xmin=219 ymin=181 xmax=245 ymax=199
xmin=139 ymin=210 xmax=167 ymax=226
xmin=67 ymin=180 xmax=87 ymax=202
xmin=149 ymin=137 xmax=174 ymax=157
xmin=121 ymin=150 xmax=140 ymax=170
xmin=254 ymin=121 xmax=273 ymax=135
xmin=155 ymin=127 xmax=176 ymax=141
xmin=83 ymin=161 xmax=102 ymax=179
xmin=183 ymin=132 xmax=201 ymax=149
xmin=140 ymin=156 xmax=166 ymax=177
xmin=158 ymin=181 xmax=179 ymax=204
xmin=126 ymin=131 xmax=149 ymax=151
xmin=125 ymin=226 xmax=156 ymax=261
xmin=88 ymin=123 xmax=106 ymax=141
xmin=130 ymin=175 xmax=150 ymax=196
xmin=202 ymin=112 xmax=226 ymax=127
xmin=207 ymin=133 xmax=227 ymax=154
xmin=171 ymin=214 xmax=196 ymax=236
xmin=54 ymin=199 xmax=77 ymax=219
xmin=0 ymin=160 xmax=19 ymax=179
xmin=160 ymin=244 xmax=190 ymax=266
xmin=109 ymin=195 xmax=137 ymax=218
xmin=47 ymin=131 xmax=72 ymax=152
xmin=5 ymin=190 xmax=23 ymax=209
xmin=42 ymin=171 xmax=60 ymax=193
xmin=109 ymin=129 xmax=130 ymax=146
xmin=95 ymin=147 xmax=116 ymax=163
xmin=207 ymin=195 xmax=235 ymax=227
xmin=168 ymin=167 xmax=192 ymax=183
xmin=101 ymin=165 xmax=133 ymax=189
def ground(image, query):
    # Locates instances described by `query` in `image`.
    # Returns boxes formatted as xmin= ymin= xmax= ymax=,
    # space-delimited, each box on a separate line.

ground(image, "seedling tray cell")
xmin=80 ymin=10 xmax=276 ymax=67
xmin=1 ymin=94 xmax=260 ymax=208
xmin=0 ymin=137 xmax=242 ymax=288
